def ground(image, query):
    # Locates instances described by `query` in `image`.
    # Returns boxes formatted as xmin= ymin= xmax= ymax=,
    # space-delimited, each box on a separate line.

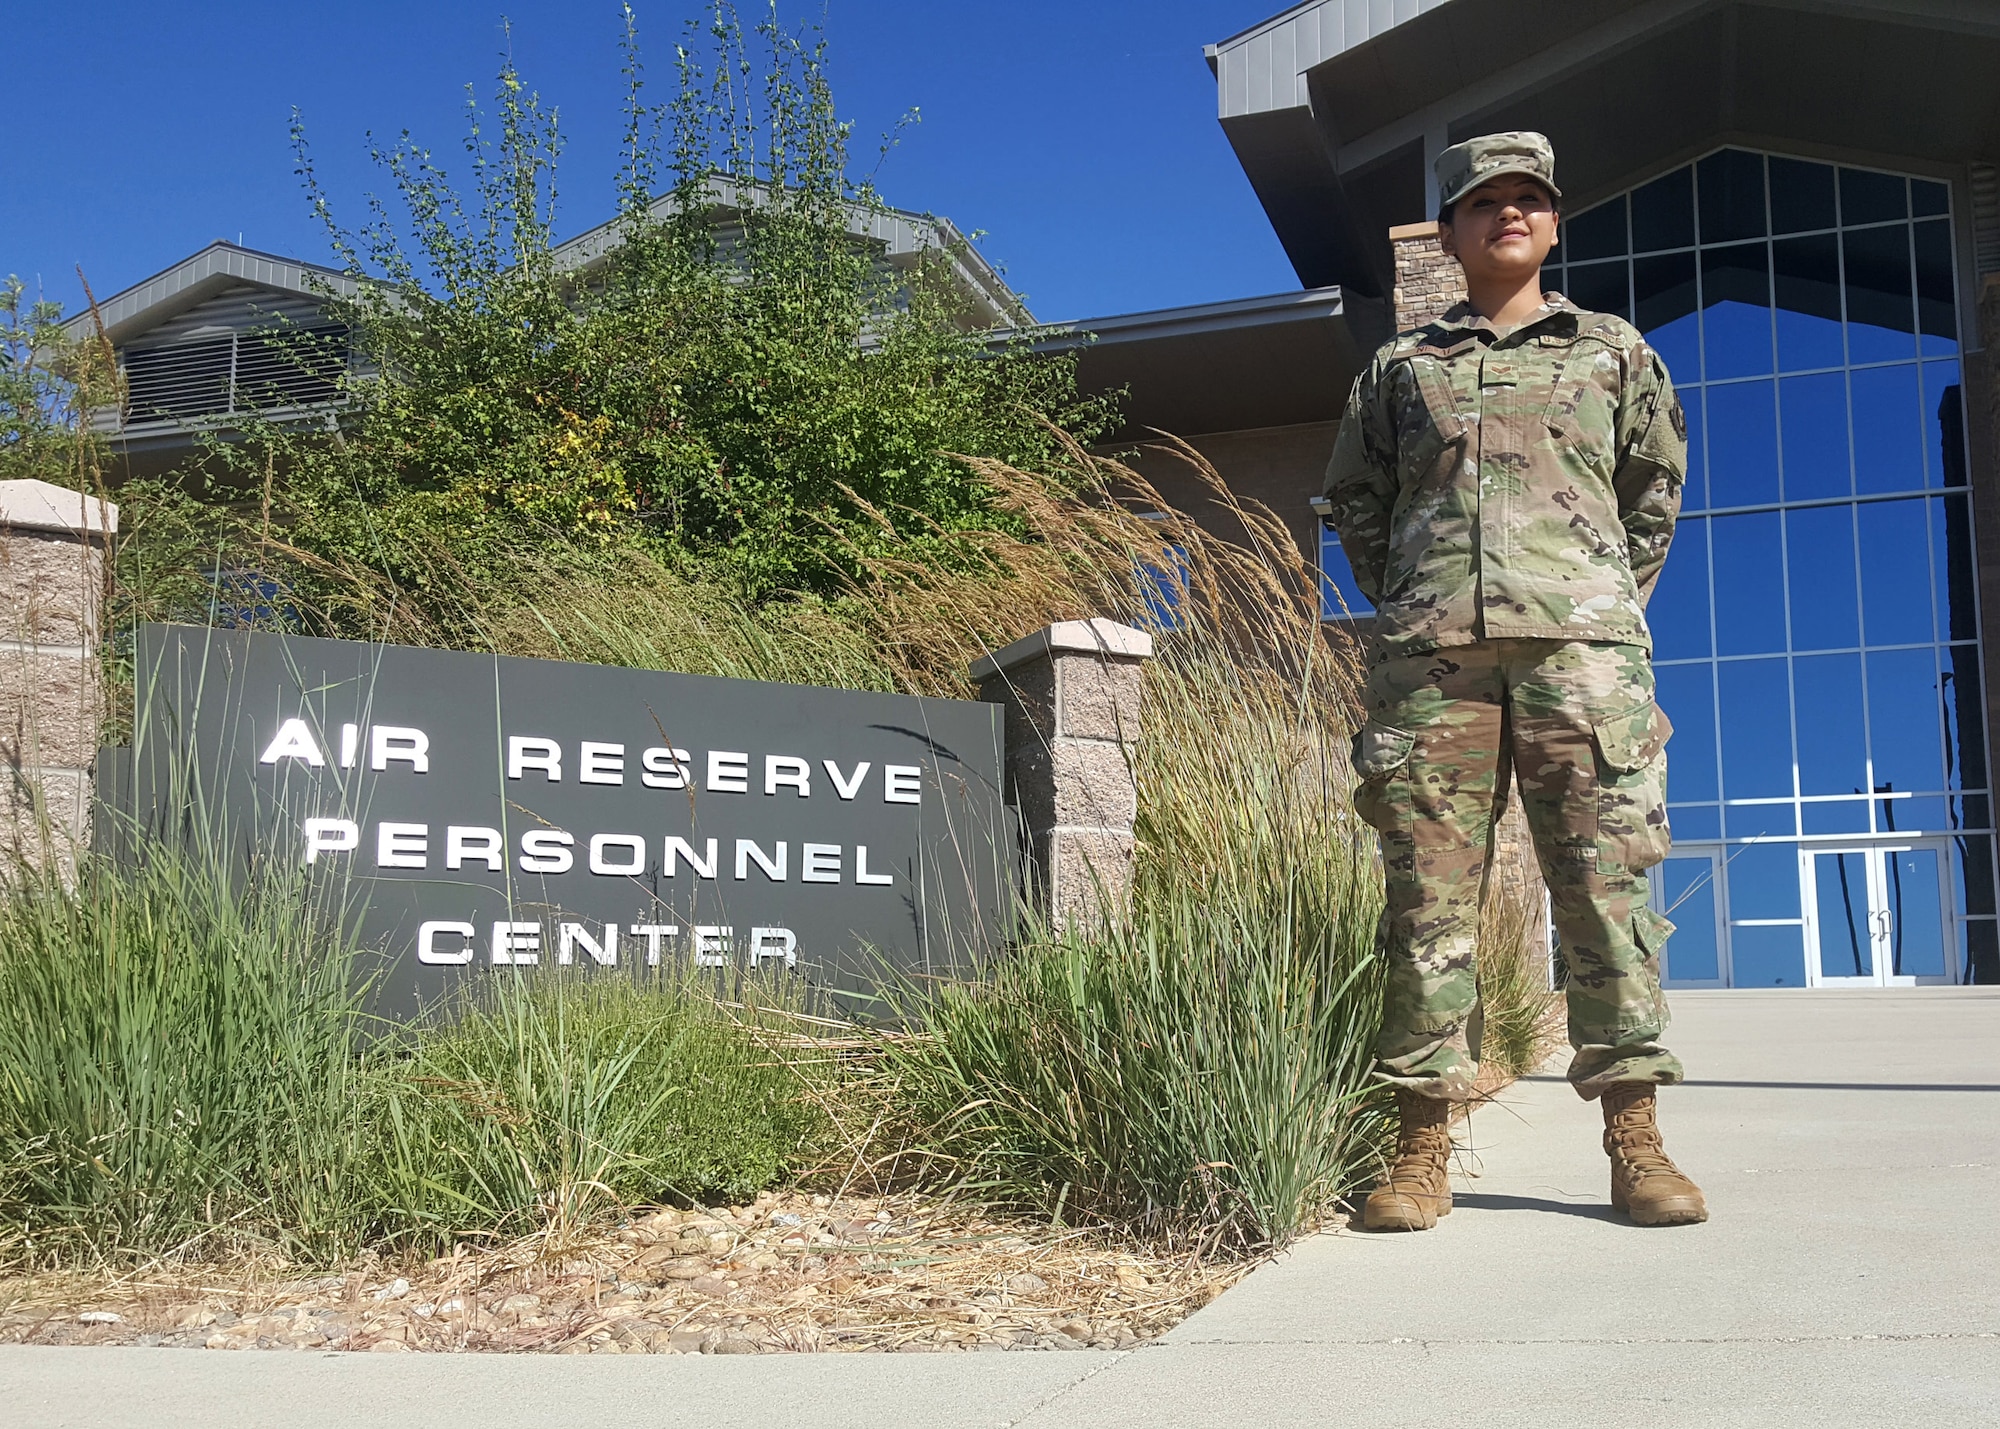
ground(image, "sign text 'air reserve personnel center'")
xmin=71 ymin=0 xmax=2000 ymax=989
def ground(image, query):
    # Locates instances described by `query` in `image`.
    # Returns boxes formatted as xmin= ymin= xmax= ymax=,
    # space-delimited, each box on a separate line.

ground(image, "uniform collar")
xmin=1431 ymin=292 xmax=1582 ymax=343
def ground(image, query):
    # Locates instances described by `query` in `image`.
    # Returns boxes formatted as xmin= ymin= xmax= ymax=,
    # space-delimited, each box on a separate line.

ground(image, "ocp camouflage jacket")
xmin=1323 ymin=295 xmax=1687 ymax=657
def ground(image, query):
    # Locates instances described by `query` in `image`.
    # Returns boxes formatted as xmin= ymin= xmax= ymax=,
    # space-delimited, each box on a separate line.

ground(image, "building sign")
xmin=120 ymin=624 xmax=1011 ymax=1015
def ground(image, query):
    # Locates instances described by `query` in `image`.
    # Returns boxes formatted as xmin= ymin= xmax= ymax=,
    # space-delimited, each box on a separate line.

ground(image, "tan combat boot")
xmin=1602 ymin=1084 xmax=1708 ymax=1226
xmin=1360 ymin=1089 xmax=1454 ymax=1231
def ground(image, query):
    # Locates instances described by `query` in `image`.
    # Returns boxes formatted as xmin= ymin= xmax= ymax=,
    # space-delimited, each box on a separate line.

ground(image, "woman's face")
xmin=1439 ymin=177 xmax=1559 ymax=286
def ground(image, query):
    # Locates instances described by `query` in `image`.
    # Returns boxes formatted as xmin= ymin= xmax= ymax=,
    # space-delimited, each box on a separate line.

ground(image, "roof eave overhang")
xmin=1017 ymin=286 xmax=1383 ymax=439
xmin=61 ymin=242 xmax=359 ymax=348
xmin=1212 ymin=0 xmax=2000 ymax=291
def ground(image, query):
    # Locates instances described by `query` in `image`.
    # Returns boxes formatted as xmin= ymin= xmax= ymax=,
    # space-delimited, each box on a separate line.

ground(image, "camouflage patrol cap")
xmin=1436 ymin=131 xmax=1562 ymax=210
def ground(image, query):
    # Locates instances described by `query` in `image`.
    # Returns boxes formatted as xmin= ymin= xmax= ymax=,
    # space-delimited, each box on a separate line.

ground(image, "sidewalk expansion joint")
xmin=999 ymin=1347 xmax=1137 ymax=1427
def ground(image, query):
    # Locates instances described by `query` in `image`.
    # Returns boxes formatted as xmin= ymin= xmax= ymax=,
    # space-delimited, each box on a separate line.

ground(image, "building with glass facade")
xmin=61 ymin=0 xmax=2000 ymax=991
xmin=1065 ymin=0 xmax=2000 ymax=989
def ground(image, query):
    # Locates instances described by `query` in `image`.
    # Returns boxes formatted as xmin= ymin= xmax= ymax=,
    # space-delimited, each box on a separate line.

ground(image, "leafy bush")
xmin=182 ymin=4 xmax=1113 ymax=626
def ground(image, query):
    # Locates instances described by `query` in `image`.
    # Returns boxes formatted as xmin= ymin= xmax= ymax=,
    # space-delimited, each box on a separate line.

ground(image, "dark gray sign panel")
xmin=122 ymin=624 xmax=1010 ymax=1015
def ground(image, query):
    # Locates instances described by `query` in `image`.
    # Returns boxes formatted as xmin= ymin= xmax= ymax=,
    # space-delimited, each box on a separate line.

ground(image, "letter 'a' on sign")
xmin=261 ymin=718 xmax=325 ymax=766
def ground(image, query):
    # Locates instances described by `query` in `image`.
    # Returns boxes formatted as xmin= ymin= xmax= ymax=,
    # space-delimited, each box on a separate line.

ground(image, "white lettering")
xmin=707 ymin=750 xmax=750 ymax=793
xmin=824 ymin=759 xmax=870 ymax=800
xmin=376 ymin=821 xmax=428 ymax=869
xmin=371 ymin=725 xmax=430 ymax=773
xmin=519 ymin=829 xmax=574 ymax=874
xmin=884 ymin=764 xmax=922 ymax=804
xmin=417 ymin=920 xmax=477 ymax=965
xmin=801 ymin=843 xmax=841 ymax=883
xmin=748 ymin=926 xmax=798 ymax=970
xmin=641 ymin=746 xmax=694 ymax=789
xmin=693 ymin=925 xmax=733 ymax=967
xmin=491 ymin=921 xmax=540 ymax=965
xmin=629 ymin=924 xmax=680 ymax=966
xmin=579 ymin=742 xmax=625 ymax=786
xmin=589 ymin=833 xmax=646 ymax=876
xmin=664 ymin=836 xmax=719 ymax=879
xmin=765 ymin=755 xmax=810 ymax=796
xmin=260 ymin=718 xmax=325 ymax=767
xmin=302 ymin=817 xmax=358 ymax=863
xmin=736 ymin=838 xmax=787 ymax=881
xmin=339 ymin=723 xmax=359 ymax=769
xmin=446 ymin=825 xmax=504 ymax=871
xmin=508 ymin=737 xmax=562 ymax=782
xmin=559 ymin=922 xmax=618 ymax=967
xmin=856 ymin=845 xmax=895 ymax=886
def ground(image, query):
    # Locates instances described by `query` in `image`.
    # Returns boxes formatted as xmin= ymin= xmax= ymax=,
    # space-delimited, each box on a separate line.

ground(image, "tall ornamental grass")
xmin=0 ymin=852 xmax=376 ymax=1263
xmin=847 ymin=446 xmax=1392 ymax=1252
xmin=0 ymin=845 xmax=829 ymax=1269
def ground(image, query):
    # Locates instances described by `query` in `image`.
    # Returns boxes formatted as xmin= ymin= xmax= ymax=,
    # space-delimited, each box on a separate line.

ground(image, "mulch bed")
xmin=0 ymin=1191 xmax=1255 ymax=1355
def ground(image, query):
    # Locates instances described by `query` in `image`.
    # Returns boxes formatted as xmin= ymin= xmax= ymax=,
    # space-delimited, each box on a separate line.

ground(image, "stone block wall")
xmin=0 ymin=481 xmax=117 ymax=871
xmin=1389 ymin=221 xmax=1467 ymax=330
xmin=973 ymin=619 xmax=1153 ymax=932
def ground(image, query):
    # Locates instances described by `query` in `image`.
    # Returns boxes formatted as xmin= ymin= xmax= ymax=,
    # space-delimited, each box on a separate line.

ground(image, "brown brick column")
xmin=972 ymin=619 xmax=1153 ymax=932
xmin=1385 ymin=222 xmax=1554 ymax=978
xmin=0 ymin=480 xmax=117 ymax=873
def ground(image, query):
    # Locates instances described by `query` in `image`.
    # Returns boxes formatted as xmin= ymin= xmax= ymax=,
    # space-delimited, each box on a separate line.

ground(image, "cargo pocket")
xmin=1594 ymin=699 xmax=1673 ymax=872
xmin=1350 ymin=720 xmax=1418 ymax=834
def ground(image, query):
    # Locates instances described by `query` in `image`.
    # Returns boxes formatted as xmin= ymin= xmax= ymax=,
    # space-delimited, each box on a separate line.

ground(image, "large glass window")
xmin=1548 ymin=147 xmax=1994 ymax=985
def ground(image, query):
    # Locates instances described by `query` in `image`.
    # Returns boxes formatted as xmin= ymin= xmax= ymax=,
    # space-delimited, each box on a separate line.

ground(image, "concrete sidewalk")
xmin=7 ymin=989 xmax=1997 ymax=1427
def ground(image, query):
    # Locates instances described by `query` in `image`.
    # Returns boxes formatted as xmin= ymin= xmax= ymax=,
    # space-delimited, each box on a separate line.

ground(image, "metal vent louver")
xmin=1973 ymin=163 xmax=2000 ymax=278
xmin=121 ymin=324 xmax=349 ymax=427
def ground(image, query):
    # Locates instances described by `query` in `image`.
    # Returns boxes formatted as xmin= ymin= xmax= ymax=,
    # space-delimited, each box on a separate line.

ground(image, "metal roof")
xmin=61 ymin=241 xmax=357 ymax=347
xmin=1207 ymin=0 xmax=1452 ymax=119
xmin=66 ymin=184 xmax=1028 ymax=352
xmin=550 ymin=178 xmax=1029 ymax=327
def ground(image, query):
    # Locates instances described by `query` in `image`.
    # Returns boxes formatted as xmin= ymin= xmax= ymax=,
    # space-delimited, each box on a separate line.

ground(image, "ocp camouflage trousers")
xmin=1352 ymin=638 xmax=1685 ymax=1101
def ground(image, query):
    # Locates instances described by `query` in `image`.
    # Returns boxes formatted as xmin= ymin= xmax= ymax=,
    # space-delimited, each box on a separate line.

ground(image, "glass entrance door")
xmin=1657 ymin=851 xmax=1727 ymax=987
xmin=1805 ymin=842 xmax=1956 ymax=985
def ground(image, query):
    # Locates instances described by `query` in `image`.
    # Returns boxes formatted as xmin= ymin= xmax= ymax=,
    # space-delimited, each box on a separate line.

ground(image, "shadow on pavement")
xmin=1448 ymin=1192 xmax=1625 ymax=1222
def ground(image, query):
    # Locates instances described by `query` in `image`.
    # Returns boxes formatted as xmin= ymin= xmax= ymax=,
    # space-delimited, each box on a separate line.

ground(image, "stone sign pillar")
xmin=1385 ymin=221 xmax=1553 ymax=974
xmin=972 ymin=618 xmax=1153 ymax=932
xmin=0 ymin=480 xmax=117 ymax=872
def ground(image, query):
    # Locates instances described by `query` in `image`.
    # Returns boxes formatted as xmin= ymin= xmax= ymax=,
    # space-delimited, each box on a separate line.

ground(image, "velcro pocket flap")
xmin=1352 ymin=721 xmax=1418 ymax=779
xmin=1594 ymin=699 xmax=1672 ymax=774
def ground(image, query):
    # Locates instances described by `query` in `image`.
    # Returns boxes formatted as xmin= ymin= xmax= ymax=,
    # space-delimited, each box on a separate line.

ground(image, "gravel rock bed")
xmin=0 ymin=1192 xmax=1250 ymax=1355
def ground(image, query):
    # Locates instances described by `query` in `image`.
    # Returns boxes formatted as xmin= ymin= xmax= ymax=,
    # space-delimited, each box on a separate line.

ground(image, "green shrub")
xmin=172 ymin=4 xmax=1114 ymax=631
xmin=373 ymin=973 xmax=828 ymax=1244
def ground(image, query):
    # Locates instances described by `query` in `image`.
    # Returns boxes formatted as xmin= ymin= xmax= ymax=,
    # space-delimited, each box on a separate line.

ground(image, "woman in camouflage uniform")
xmin=1324 ymin=132 xmax=1707 ymax=1230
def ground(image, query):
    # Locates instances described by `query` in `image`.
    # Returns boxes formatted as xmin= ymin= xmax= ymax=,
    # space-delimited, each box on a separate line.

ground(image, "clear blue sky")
xmin=4 ymin=2 xmax=1300 ymax=325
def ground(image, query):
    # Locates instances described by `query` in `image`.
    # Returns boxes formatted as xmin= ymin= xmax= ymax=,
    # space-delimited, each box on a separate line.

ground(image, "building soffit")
xmin=1214 ymin=0 xmax=2000 ymax=290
